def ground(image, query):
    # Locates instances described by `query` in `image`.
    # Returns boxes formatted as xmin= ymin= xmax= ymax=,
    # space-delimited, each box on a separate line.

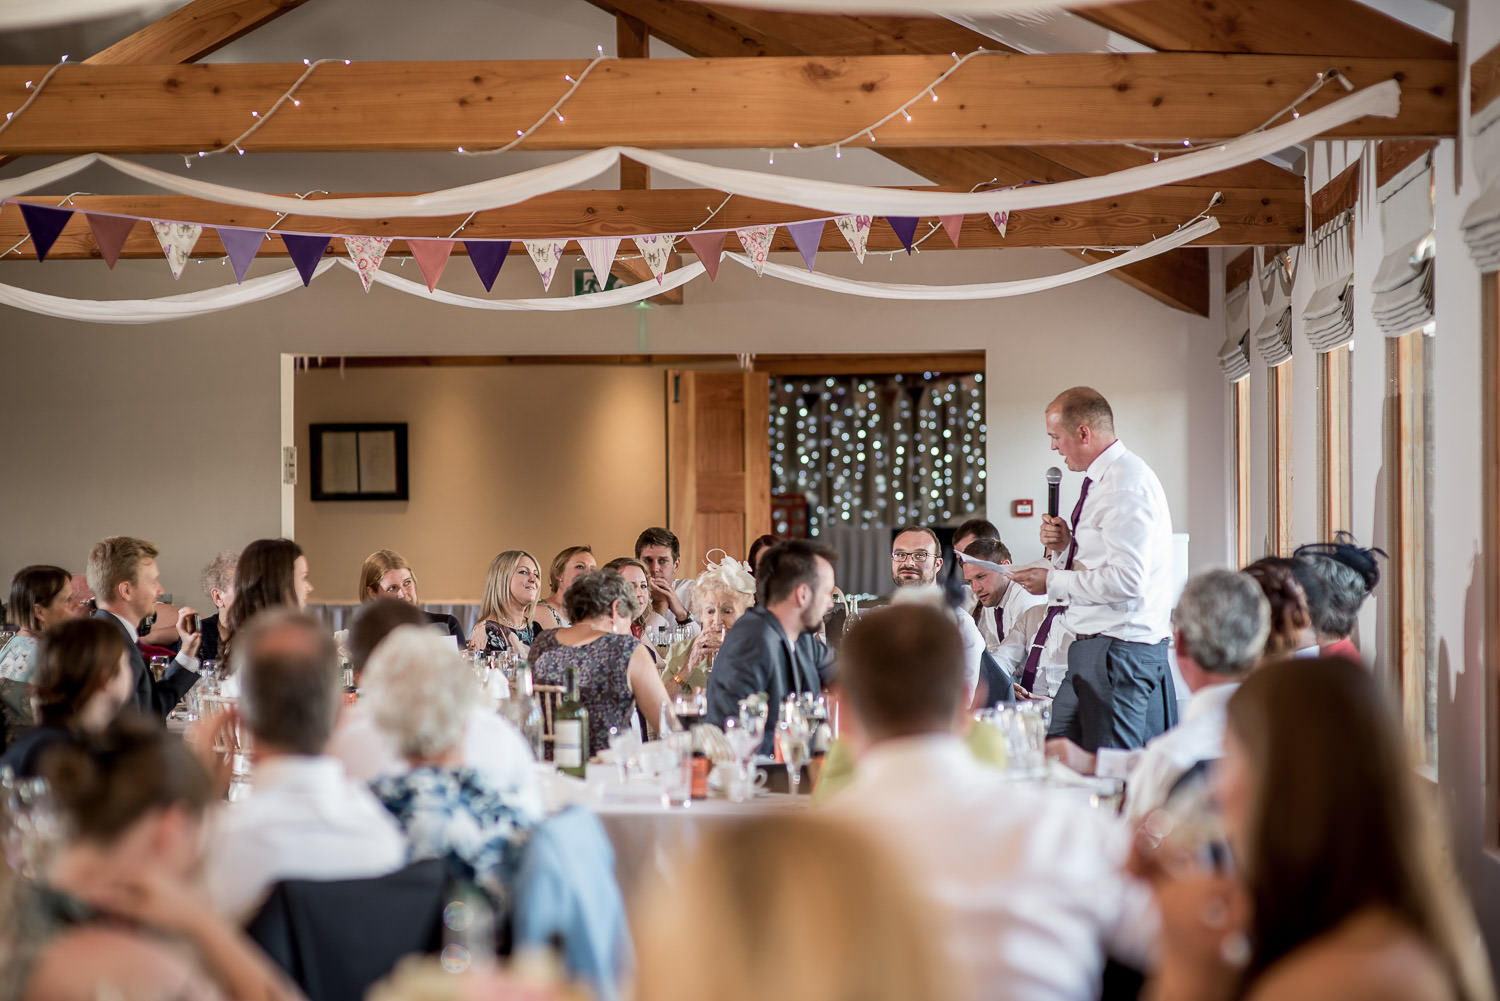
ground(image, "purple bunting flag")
xmin=684 ymin=231 xmax=727 ymax=282
xmin=786 ymin=219 xmax=825 ymax=272
xmin=886 ymin=216 xmax=920 ymax=255
xmin=217 ymin=227 xmax=266 ymax=284
xmin=282 ymin=233 xmax=332 ymax=287
xmin=17 ymin=203 xmax=74 ymax=262
xmin=465 ymin=240 xmax=511 ymax=292
xmin=85 ymin=214 xmax=136 ymax=269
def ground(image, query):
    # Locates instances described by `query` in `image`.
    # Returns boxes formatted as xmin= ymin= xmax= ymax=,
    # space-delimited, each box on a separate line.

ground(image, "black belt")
xmin=1074 ymin=633 xmax=1170 ymax=645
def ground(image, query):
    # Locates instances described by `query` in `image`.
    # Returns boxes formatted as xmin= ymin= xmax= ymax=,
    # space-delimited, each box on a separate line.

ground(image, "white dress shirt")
xmin=1046 ymin=440 xmax=1174 ymax=643
xmin=108 ymin=609 xmax=199 ymax=672
xmin=203 ymin=755 xmax=407 ymax=922
xmin=1119 ymin=681 xmax=1239 ymax=827
xmin=956 ymin=610 xmax=984 ymax=701
xmin=993 ymin=602 xmax=1075 ymax=698
xmin=327 ymin=704 xmax=543 ymax=820
xmin=829 ymin=735 xmax=1156 ymax=1001
xmin=977 ymin=584 xmax=1049 ymax=656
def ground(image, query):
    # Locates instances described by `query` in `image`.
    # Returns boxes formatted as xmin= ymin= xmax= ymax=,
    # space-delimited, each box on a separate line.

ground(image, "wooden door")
xmin=666 ymin=371 xmax=771 ymax=573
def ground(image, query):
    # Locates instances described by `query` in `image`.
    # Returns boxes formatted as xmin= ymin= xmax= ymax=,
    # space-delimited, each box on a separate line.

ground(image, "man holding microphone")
xmin=1004 ymin=387 xmax=1177 ymax=751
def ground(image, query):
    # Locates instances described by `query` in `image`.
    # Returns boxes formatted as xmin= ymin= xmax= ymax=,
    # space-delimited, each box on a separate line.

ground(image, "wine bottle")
xmin=554 ymin=665 xmax=590 ymax=778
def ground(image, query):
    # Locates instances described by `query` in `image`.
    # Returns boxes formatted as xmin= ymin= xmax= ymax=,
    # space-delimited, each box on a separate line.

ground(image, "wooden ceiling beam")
xmin=84 ymin=0 xmax=315 ymax=65
xmin=0 ymin=54 xmax=1455 ymax=154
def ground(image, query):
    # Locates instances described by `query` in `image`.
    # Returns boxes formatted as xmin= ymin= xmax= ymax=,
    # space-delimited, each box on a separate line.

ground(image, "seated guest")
xmin=706 ymin=541 xmax=836 ymax=755
xmin=1135 ymin=657 xmax=1494 ymax=1001
xmin=951 ymin=517 xmax=1000 ymax=555
xmin=1 ymin=619 xmax=134 ymax=778
xmin=535 ymin=545 xmax=597 ymax=630
xmin=88 ymin=536 xmax=200 ymax=717
xmin=603 ymin=557 xmax=662 ymax=640
xmin=1291 ymin=533 xmax=1385 ymax=661
xmin=531 ymin=570 xmax=669 ymax=754
xmin=364 ymin=627 xmax=540 ymax=908
xmin=221 ymin=538 xmax=314 ymax=666
xmin=202 ymin=609 xmax=405 ymax=923
xmin=358 ymin=548 xmax=464 ymax=644
xmin=887 ymin=526 xmax=986 ymax=702
xmin=3 ymin=566 xmax=83 ymax=682
xmin=469 ymin=550 xmax=542 ymax=658
xmin=658 ymin=552 xmax=756 ymax=695
xmin=1243 ymin=557 xmax=1315 ymax=658
xmin=634 ymin=815 xmax=953 ymax=1001
xmin=68 ymin=574 xmax=94 ymax=616
xmin=1048 ymin=569 xmax=1271 ymax=825
xmin=195 ymin=550 xmax=238 ymax=663
xmin=4 ymin=718 xmax=301 ymax=1001
xmin=635 ymin=528 xmax=697 ymax=633
xmin=746 ymin=533 xmax=779 ymax=579
xmin=826 ymin=604 xmax=1153 ymax=1001
xmin=328 ymin=598 xmax=542 ymax=816
xmin=960 ymin=538 xmax=1045 ymax=656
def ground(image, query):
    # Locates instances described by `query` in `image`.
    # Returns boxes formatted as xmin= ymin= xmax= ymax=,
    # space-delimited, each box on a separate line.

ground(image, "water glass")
xmin=737 ymin=697 xmax=769 ymax=746
xmin=658 ymin=731 xmax=693 ymax=807
xmin=608 ymin=726 xmax=641 ymax=783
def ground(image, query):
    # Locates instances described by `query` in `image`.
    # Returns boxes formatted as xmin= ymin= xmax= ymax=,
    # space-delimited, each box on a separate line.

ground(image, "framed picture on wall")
xmin=309 ymin=423 xmax=409 ymax=501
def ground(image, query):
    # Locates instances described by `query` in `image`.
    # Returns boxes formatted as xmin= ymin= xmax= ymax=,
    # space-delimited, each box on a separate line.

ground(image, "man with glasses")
xmin=888 ymin=526 xmax=989 ymax=704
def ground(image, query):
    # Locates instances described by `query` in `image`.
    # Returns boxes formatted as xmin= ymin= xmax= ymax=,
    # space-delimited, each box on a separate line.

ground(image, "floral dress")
xmin=532 ymin=633 xmax=640 ymax=757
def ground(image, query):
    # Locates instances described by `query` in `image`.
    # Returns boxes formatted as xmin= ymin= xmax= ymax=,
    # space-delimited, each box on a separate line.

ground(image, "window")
xmin=1267 ymin=362 xmax=1294 ymax=556
xmin=1233 ymin=379 xmax=1252 ymax=566
xmin=1386 ymin=328 xmax=1434 ymax=766
xmin=1318 ymin=346 xmax=1353 ymax=538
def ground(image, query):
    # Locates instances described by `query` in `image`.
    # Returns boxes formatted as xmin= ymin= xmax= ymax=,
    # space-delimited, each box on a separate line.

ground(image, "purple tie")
xmin=1022 ymin=476 xmax=1092 ymax=692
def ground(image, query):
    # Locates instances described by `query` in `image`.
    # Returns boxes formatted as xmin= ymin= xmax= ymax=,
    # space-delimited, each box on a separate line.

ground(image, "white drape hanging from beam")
xmin=1461 ymin=98 xmax=1500 ymax=272
xmin=1372 ymin=153 xmax=1435 ymax=337
xmin=1219 ymin=280 xmax=1252 ymax=382
xmin=1303 ymin=209 xmax=1356 ymax=353
xmin=1254 ymin=248 xmax=1297 ymax=368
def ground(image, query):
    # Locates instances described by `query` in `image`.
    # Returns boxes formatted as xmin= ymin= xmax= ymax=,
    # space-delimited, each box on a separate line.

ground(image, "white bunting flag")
xmin=577 ymin=237 xmax=622 ymax=285
xmin=989 ymin=210 xmax=1010 ymax=239
xmin=151 ymin=221 xmax=202 ymax=280
xmin=523 ymin=239 xmax=568 ymax=291
xmin=633 ymin=234 xmax=676 ymax=283
xmin=834 ymin=215 xmax=872 ymax=263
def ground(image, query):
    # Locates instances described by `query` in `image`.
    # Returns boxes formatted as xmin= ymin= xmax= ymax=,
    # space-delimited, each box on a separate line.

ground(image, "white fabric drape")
xmin=1461 ymin=99 xmax=1500 ymax=271
xmin=1218 ymin=281 xmax=1252 ymax=382
xmin=709 ymin=0 xmax=1122 ymax=14
xmin=1303 ymin=209 xmax=1356 ymax=353
xmin=0 ymin=82 xmax=1398 ymax=221
xmin=1254 ymin=249 xmax=1296 ymax=368
xmin=1372 ymin=153 xmax=1435 ymax=337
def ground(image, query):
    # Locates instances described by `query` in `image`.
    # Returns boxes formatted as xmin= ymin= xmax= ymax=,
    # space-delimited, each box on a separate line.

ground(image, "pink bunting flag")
xmin=785 ymin=219 xmax=824 ymax=272
xmin=940 ymin=214 xmax=965 ymax=247
xmin=834 ymin=215 xmax=872 ymax=263
xmin=735 ymin=226 xmax=776 ymax=277
xmin=344 ymin=236 xmax=393 ymax=293
xmin=407 ymin=239 xmax=454 ymax=293
xmin=632 ymin=235 xmax=675 ymax=283
xmin=217 ymin=227 xmax=266 ymax=284
xmin=151 ymin=221 xmax=202 ymax=280
xmin=989 ymin=210 xmax=1010 ymax=239
xmin=16 ymin=203 xmax=73 ymax=262
xmin=684 ymin=231 xmax=727 ymax=282
xmin=523 ymin=239 xmax=567 ymax=291
xmin=85 ymin=213 xmax=136 ymax=269
xmin=577 ymin=237 xmax=621 ymax=284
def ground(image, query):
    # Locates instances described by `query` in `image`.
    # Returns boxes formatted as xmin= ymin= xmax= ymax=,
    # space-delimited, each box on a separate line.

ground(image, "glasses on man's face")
xmin=891 ymin=551 xmax=934 ymax=565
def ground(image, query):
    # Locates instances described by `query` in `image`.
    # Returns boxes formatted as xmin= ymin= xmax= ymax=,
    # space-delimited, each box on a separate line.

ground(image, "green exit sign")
xmin=574 ymin=268 xmax=626 ymax=295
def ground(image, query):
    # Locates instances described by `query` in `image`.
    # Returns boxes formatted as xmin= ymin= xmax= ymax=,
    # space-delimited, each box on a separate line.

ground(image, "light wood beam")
xmin=0 ymin=54 xmax=1455 ymax=154
xmin=85 ymin=0 xmax=314 ymax=65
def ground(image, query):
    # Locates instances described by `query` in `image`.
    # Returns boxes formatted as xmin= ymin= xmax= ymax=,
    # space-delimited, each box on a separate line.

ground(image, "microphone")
xmin=1046 ymin=466 xmax=1063 ymax=519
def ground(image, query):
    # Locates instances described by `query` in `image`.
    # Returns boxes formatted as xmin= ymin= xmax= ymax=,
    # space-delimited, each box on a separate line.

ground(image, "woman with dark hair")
xmin=1136 ymin=657 xmax=1494 ymax=1001
xmin=0 ymin=619 xmax=134 ymax=778
xmin=534 ymin=545 xmax=597 ymax=630
xmin=2 ymin=566 xmax=83 ymax=683
xmin=0 ymin=717 xmax=300 ymax=1001
xmin=1240 ymin=558 xmax=1314 ymax=659
xmin=746 ymin=534 xmax=780 ymax=579
xmin=221 ymin=539 xmax=314 ymax=663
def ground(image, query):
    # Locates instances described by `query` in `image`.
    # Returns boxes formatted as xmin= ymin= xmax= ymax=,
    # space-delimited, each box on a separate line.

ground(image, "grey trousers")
xmin=1046 ymin=635 xmax=1177 ymax=752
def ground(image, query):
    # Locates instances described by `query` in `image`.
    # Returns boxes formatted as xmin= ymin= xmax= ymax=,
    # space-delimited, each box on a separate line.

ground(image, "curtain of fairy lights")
xmin=770 ymin=373 xmax=986 ymax=537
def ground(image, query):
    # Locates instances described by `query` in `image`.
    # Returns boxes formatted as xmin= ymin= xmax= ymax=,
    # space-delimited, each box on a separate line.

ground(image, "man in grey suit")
xmin=88 ymin=536 xmax=201 ymax=718
xmin=706 ymin=540 xmax=837 ymax=755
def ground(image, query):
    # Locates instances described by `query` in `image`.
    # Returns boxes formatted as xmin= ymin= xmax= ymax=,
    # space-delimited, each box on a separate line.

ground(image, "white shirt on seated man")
xmin=202 ymin=610 xmax=406 ymax=924
xmin=823 ymin=603 xmax=1155 ymax=1001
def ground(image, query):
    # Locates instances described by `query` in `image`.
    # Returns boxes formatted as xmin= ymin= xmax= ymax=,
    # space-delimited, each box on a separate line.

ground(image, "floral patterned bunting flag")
xmin=632 ymin=234 xmax=676 ymax=283
xmin=735 ymin=226 xmax=776 ymax=277
xmin=523 ymin=239 xmax=567 ymax=291
xmin=151 ymin=221 xmax=202 ymax=279
xmin=988 ymin=209 xmax=1010 ymax=239
xmin=834 ymin=215 xmax=872 ymax=263
xmin=344 ymin=236 xmax=393 ymax=293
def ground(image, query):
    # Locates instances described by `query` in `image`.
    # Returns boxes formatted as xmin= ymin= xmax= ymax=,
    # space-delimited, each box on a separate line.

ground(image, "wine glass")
xmin=777 ymin=703 xmax=813 ymax=796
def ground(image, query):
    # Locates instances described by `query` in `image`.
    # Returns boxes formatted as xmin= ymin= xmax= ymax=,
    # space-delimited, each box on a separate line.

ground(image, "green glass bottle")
xmin=554 ymin=665 xmax=590 ymax=778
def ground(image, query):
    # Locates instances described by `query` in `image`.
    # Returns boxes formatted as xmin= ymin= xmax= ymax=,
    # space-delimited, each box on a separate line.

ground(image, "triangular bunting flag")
xmin=152 ymin=221 xmax=202 ymax=279
xmin=684 ymin=231 xmax=727 ymax=282
xmin=735 ymin=226 xmax=776 ymax=277
xmin=407 ymin=239 xmax=454 ymax=293
xmin=283 ymin=233 xmax=332 ymax=287
xmin=17 ymin=203 xmax=74 ymax=262
xmin=344 ymin=236 xmax=393 ymax=293
xmin=632 ymin=234 xmax=675 ymax=283
xmin=217 ymin=227 xmax=266 ymax=284
xmin=464 ymin=240 xmax=511 ymax=292
xmin=523 ymin=239 xmax=567 ymax=291
xmin=886 ymin=216 xmax=920 ymax=255
xmin=989 ymin=209 xmax=1010 ymax=239
xmin=85 ymin=213 xmax=136 ymax=269
xmin=786 ymin=220 xmax=824 ymax=272
xmin=578 ymin=237 xmax=621 ymax=284
xmin=939 ymin=214 xmax=965 ymax=247
xmin=834 ymin=215 xmax=872 ymax=263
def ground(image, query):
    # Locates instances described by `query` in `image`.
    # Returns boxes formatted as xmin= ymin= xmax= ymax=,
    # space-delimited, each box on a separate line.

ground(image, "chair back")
xmin=245 ymin=858 xmax=451 ymax=1001
xmin=534 ymin=684 xmax=564 ymax=746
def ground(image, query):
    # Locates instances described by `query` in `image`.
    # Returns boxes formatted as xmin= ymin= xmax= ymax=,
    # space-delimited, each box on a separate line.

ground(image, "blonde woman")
xmin=659 ymin=551 xmax=755 ymax=695
xmin=469 ymin=550 xmax=542 ymax=658
xmin=534 ymin=546 xmax=597 ymax=630
xmin=634 ymin=815 xmax=953 ymax=1001
xmin=358 ymin=548 xmax=464 ymax=644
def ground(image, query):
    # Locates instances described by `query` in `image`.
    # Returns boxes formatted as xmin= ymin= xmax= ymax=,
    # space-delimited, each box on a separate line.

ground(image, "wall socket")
xmin=282 ymin=445 xmax=298 ymax=486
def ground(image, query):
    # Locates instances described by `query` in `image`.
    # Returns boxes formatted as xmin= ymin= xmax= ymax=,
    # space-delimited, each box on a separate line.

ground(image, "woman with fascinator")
xmin=659 ymin=551 xmax=757 ymax=696
xmin=1290 ymin=532 xmax=1386 ymax=662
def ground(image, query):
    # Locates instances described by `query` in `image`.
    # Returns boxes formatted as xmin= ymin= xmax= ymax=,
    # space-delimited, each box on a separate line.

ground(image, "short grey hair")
xmin=1292 ymin=555 xmax=1369 ymax=638
xmin=200 ymin=550 xmax=238 ymax=599
xmin=361 ymin=625 xmax=475 ymax=759
xmin=564 ymin=569 xmax=638 ymax=623
xmin=1172 ymin=569 xmax=1271 ymax=676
